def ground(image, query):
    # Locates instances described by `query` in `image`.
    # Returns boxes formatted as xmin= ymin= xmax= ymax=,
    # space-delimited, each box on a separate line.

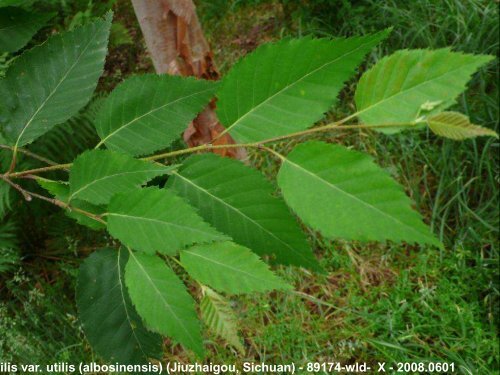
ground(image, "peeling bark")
xmin=131 ymin=0 xmax=245 ymax=159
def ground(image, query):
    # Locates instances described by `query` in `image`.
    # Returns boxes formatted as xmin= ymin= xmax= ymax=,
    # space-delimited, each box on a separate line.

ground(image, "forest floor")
xmin=1 ymin=0 xmax=498 ymax=374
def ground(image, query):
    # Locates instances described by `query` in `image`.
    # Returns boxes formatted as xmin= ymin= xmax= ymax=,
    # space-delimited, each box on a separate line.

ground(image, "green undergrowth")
xmin=0 ymin=264 xmax=89 ymax=364
xmin=249 ymin=244 xmax=498 ymax=374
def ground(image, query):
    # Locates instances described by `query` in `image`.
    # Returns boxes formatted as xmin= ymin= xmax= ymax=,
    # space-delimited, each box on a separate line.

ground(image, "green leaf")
xmin=277 ymin=141 xmax=442 ymax=248
xmin=0 ymin=13 xmax=112 ymax=147
xmin=167 ymin=154 xmax=321 ymax=271
xmin=0 ymin=172 xmax=12 ymax=219
xmin=216 ymin=30 xmax=390 ymax=143
xmin=77 ymin=248 xmax=162 ymax=364
xmin=125 ymin=250 xmax=204 ymax=357
xmin=38 ymin=179 xmax=105 ymax=230
xmin=180 ymin=241 xmax=292 ymax=294
xmin=354 ymin=49 xmax=494 ymax=133
xmin=427 ymin=111 xmax=498 ymax=140
xmin=0 ymin=0 xmax=30 ymax=7
xmin=200 ymin=286 xmax=244 ymax=354
xmin=0 ymin=8 xmax=54 ymax=53
xmin=69 ymin=149 xmax=175 ymax=205
xmin=107 ymin=187 xmax=228 ymax=255
xmin=95 ymin=74 xmax=217 ymax=156
xmin=28 ymin=96 xmax=104 ymax=164
xmin=38 ymin=179 xmax=75 ymax=203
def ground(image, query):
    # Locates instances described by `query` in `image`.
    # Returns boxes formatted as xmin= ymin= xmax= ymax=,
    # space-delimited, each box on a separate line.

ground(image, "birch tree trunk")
xmin=131 ymin=0 xmax=245 ymax=159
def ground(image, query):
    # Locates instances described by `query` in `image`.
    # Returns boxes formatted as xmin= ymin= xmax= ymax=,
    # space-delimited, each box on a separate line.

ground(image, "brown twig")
xmin=1 ymin=174 xmax=32 ymax=201
xmin=4 ymin=120 xmax=419 ymax=178
xmin=7 ymin=163 xmax=72 ymax=178
xmin=0 ymin=174 xmax=105 ymax=224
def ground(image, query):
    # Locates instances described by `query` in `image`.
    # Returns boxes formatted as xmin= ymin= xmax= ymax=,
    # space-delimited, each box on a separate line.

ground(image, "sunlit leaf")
xmin=200 ymin=286 xmax=244 ymax=354
xmin=125 ymin=250 xmax=204 ymax=357
xmin=277 ymin=141 xmax=442 ymax=248
xmin=354 ymin=48 xmax=494 ymax=133
xmin=95 ymin=75 xmax=217 ymax=156
xmin=216 ymin=30 xmax=390 ymax=142
xmin=181 ymin=241 xmax=292 ymax=294
xmin=107 ymin=187 xmax=228 ymax=255
xmin=69 ymin=149 xmax=175 ymax=205
xmin=427 ymin=111 xmax=498 ymax=140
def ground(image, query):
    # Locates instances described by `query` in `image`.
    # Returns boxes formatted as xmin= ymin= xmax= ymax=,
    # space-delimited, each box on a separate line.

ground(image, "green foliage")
xmin=167 ymin=154 xmax=321 ymax=270
xmin=94 ymin=74 xmax=217 ymax=156
xmin=277 ymin=141 xmax=442 ymax=248
xmin=125 ymin=250 xmax=204 ymax=357
xmin=76 ymin=248 xmax=162 ymax=364
xmin=200 ymin=286 xmax=244 ymax=354
xmin=0 ymin=219 xmax=19 ymax=274
xmin=354 ymin=49 xmax=494 ymax=133
xmin=0 ymin=179 xmax=11 ymax=219
xmin=0 ymin=247 xmax=19 ymax=274
xmin=0 ymin=0 xmax=30 ymax=8
xmin=0 ymin=7 xmax=496 ymax=363
xmin=38 ymin=179 xmax=105 ymax=230
xmin=109 ymin=21 xmax=132 ymax=47
xmin=69 ymin=149 xmax=175 ymax=205
xmin=427 ymin=111 xmax=499 ymax=140
xmin=0 ymin=7 xmax=53 ymax=53
xmin=181 ymin=241 xmax=291 ymax=294
xmin=0 ymin=266 xmax=91 ymax=364
xmin=107 ymin=187 xmax=228 ymax=255
xmin=216 ymin=30 xmax=390 ymax=142
xmin=0 ymin=13 xmax=111 ymax=147
xmin=29 ymin=97 xmax=103 ymax=164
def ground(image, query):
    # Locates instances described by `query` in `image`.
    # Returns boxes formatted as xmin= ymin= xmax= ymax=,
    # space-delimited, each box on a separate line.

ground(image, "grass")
xmin=0 ymin=0 xmax=498 ymax=373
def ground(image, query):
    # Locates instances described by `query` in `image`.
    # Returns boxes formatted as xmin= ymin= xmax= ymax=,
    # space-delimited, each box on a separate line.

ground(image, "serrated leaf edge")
xmin=218 ymin=29 xmax=391 ymax=137
xmin=126 ymin=249 xmax=203 ymax=355
xmin=116 ymin=247 xmax=157 ymax=360
xmin=200 ymin=286 xmax=244 ymax=354
xmin=281 ymin=143 xmax=442 ymax=249
xmin=171 ymin=170 xmax=316 ymax=267
xmin=12 ymin=12 xmax=112 ymax=148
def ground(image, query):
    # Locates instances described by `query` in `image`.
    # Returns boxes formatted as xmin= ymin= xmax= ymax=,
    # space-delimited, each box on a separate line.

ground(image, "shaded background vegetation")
xmin=0 ymin=0 xmax=498 ymax=373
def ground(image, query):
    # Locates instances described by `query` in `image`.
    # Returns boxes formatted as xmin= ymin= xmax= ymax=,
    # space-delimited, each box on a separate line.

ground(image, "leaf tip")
xmin=278 ymin=280 xmax=294 ymax=291
xmin=382 ymin=26 xmax=394 ymax=37
xmin=104 ymin=9 xmax=114 ymax=23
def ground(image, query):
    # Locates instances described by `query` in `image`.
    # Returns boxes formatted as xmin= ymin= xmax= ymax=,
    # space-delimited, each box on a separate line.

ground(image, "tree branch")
xmin=0 ymin=174 xmax=106 ymax=224
xmin=145 ymin=121 xmax=418 ymax=161
xmin=7 ymin=163 xmax=72 ymax=178
xmin=3 ymin=120 xmax=418 ymax=178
